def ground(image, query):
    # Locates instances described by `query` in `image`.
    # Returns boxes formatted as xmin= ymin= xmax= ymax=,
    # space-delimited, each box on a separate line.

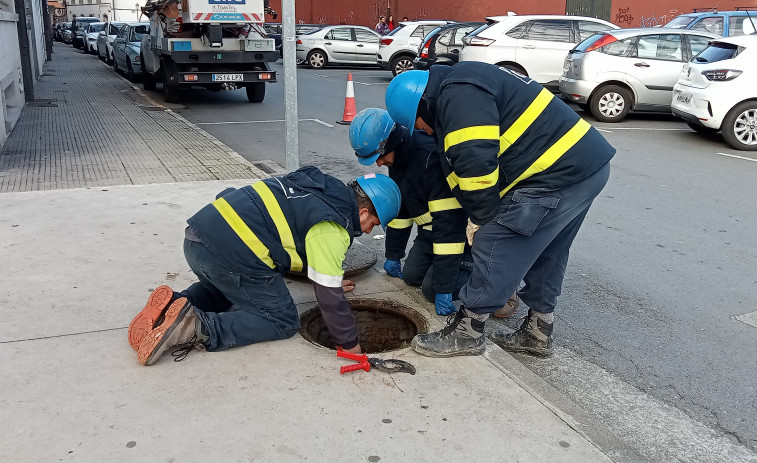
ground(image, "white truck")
xmin=140 ymin=0 xmax=278 ymax=103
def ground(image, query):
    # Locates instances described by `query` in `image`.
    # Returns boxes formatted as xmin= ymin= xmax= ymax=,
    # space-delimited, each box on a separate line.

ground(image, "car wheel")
xmin=126 ymin=60 xmax=137 ymax=82
xmin=391 ymin=54 xmax=414 ymax=77
xmin=307 ymin=50 xmax=327 ymax=69
xmin=685 ymin=121 xmax=718 ymax=135
xmin=107 ymin=51 xmax=113 ymax=65
xmin=113 ymin=56 xmax=119 ymax=73
xmin=246 ymin=82 xmax=266 ymax=103
xmin=721 ymin=101 xmax=757 ymax=151
xmin=98 ymin=48 xmax=106 ymax=62
xmin=590 ymin=85 xmax=632 ymax=123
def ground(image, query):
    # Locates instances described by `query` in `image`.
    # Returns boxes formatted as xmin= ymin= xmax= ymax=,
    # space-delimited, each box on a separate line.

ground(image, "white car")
xmin=672 ymin=35 xmax=757 ymax=151
xmin=460 ymin=14 xmax=618 ymax=89
xmin=296 ymin=25 xmax=381 ymax=69
xmin=96 ymin=21 xmax=126 ymax=64
xmin=377 ymin=20 xmax=455 ymax=75
xmin=84 ymin=22 xmax=105 ymax=54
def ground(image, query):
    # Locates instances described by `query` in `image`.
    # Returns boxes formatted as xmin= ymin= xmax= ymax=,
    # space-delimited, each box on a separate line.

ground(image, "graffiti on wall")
xmin=639 ymin=9 xmax=681 ymax=27
xmin=615 ymin=7 xmax=634 ymax=26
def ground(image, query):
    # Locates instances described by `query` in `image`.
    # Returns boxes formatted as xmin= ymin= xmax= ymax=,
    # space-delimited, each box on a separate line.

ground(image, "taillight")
xmin=380 ymin=38 xmax=393 ymax=45
xmin=465 ymin=36 xmax=494 ymax=46
xmin=585 ymin=34 xmax=617 ymax=52
xmin=702 ymin=69 xmax=743 ymax=81
xmin=420 ymin=46 xmax=429 ymax=58
xmin=296 ymin=39 xmax=302 ymax=45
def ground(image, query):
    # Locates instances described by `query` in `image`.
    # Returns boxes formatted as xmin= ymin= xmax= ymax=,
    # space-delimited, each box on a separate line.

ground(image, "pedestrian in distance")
xmin=385 ymin=62 xmax=616 ymax=358
xmin=349 ymin=108 xmax=520 ymax=318
xmin=375 ymin=15 xmax=390 ymax=35
xmin=128 ymin=166 xmax=401 ymax=365
xmin=387 ymin=15 xmax=396 ymax=31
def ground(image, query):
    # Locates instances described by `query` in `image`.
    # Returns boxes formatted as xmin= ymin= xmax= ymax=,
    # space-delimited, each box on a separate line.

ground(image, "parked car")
xmin=265 ymin=23 xmax=328 ymax=60
xmin=112 ymin=23 xmax=149 ymax=82
xmin=84 ymin=22 xmax=105 ymax=54
xmin=460 ymin=14 xmax=618 ymax=90
xmin=377 ymin=20 xmax=455 ymax=75
xmin=671 ymin=35 xmax=757 ymax=151
xmin=664 ymin=8 xmax=757 ymax=37
xmin=97 ymin=21 xmax=126 ymax=64
xmin=413 ymin=22 xmax=485 ymax=70
xmin=71 ymin=17 xmax=101 ymax=49
xmin=560 ymin=28 xmax=718 ymax=122
xmin=60 ymin=22 xmax=73 ymax=43
xmin=296 ymin=25 xmax=380 ymax=69
xmin=54 ymin=22 xmax=68 ymax=41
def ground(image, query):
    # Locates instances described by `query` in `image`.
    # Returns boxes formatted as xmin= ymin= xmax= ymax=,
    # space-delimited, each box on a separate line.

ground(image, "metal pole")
xmin=281 ymin=0 xmax=298 ymax=171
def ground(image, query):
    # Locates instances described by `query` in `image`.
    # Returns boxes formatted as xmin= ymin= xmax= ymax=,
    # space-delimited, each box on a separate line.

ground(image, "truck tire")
xmin=246 ymin=83 xmax=265 ymax=103
xmin=162 ymin=64 xmax=181 ymax=104
xmin=141 ymin=58 xmax=156 ymax=91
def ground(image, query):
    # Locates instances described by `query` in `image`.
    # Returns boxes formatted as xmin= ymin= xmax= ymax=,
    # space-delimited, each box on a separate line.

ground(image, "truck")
xmin=139 ymin=0 xmax=279 ymax=103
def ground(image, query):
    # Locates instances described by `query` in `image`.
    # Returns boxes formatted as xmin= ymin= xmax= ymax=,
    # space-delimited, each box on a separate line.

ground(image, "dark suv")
xmin=413 ymin=22 xmax=484 ymax=70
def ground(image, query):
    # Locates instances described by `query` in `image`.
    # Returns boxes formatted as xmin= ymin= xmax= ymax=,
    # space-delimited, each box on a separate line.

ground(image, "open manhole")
xmin=299 ymin=298 xmax=428 ymax=353
xmin=288 ymin=241 xmax=377 ymax=279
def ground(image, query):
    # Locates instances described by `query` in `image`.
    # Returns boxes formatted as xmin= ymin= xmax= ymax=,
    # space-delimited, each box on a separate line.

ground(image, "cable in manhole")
xmin=299 ymin=298 xmax=428 ymax=353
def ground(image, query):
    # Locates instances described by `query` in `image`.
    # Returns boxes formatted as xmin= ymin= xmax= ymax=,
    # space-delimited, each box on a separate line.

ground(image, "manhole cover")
xmin=299 ymin=298 xmax=427 ymax=353
xmin=288 ymin=241 xmax=376 ymax=279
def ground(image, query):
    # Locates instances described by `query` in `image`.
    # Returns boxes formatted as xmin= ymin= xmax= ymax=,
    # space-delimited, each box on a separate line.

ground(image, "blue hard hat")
xmin=349 ymin=108 xmax=396 ymax=166
xmin=385 ymin=70 xmax=429 ymax=130
xmin=355 ymin=173 xmax=401 ymax=229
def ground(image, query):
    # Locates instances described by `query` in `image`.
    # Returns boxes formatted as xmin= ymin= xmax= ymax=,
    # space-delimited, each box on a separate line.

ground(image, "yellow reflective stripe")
xmin=444 ymin=125 xmax=500 ymax=152
xmin=422 ymin=225 xmax=433 ymax=231
xmin=252 ymin=182 xmax=303 ymax=272
xmin=428 ymin=197 xmax=461 ymax=212
xmin=500 ymin=119 xmax=592 ymax=198
xmin=458 ymin=168 xmax=499 ymax=191
xmin=499 ymin=88 xmax=553 ymax=155
xmin=446 ymin=172 xmax=459 ymax=191
xmin=388 ymin=218 xmax=413 ymax=229
xmin=212 ymin=198 xmax=275 ymax=269
xmin=412 ymin=212 xmax=432 ymax=225
xmin=433 ymin=242 xmax=465 ymax=255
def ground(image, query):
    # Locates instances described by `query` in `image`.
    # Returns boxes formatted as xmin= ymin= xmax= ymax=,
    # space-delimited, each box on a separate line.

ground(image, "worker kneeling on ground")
xmin=349 ymin=108 xmax=519 ymax=318
xmin=128 ymin=166 xmax=401 ymax=365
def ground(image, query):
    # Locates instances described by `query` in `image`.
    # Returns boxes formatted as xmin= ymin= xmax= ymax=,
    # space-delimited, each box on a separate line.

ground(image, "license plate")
xmin=244 ymin=38 xmax=275 ymax=52
xmin=677 ymin=92 xmax=692 ymax=103
xmin=212 ymin=74 xmax=243 ymax=82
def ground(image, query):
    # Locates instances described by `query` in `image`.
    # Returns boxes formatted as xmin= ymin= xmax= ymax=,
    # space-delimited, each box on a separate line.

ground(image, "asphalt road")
xmin=146 ymin=62 xmax=757 ymax=461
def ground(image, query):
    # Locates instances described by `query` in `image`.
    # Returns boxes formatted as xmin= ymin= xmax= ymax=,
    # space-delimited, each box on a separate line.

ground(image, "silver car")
xmin=560 ymin=28 xmax=718 ymax=122
xmin=112 ymin=23 xmax=149 ymax=82
xmin=97 ymin=21 xmax=127 ymax=64
xmin=84 ymin=22 xmax=105 ymax=54
xmin=296 ymin=25 xmax=381 ymax=69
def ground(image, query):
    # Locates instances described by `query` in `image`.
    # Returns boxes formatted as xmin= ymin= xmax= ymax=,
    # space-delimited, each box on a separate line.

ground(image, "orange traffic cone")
xmin=337 ymin=73 xmax=357 ymax=125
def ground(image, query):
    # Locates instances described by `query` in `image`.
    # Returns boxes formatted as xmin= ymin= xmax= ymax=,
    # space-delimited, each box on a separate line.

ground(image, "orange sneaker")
xmin=127 ymin=285 xmax=174 ymax=351
xmin=138 ymin=297 xmax=199 ymax=366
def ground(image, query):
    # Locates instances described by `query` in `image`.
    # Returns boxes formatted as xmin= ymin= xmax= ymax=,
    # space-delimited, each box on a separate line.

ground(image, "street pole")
xmin=281 ymin=0 xmax=298 ymax=171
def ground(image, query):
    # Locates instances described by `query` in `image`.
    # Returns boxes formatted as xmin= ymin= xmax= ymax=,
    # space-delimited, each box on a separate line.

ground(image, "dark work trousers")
xmin=460 ymin=162 xmax=610 ymax=315
xmin=178 ymin=239 xmax=300 ymax=352
xmin=402 ymin=227 xmax=472 ymax=303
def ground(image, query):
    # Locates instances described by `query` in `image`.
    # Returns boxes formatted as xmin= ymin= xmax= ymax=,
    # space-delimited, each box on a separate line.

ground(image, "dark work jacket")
xmin=385 ymin=127 xmax=468 ymax=294
xmin=187 ymin=166 xmax=362 ymax=348
xmin=425 ymin=61 xmax=616 ymax=225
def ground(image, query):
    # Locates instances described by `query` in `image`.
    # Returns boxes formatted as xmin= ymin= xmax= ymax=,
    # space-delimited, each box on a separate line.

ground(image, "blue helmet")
xmin=385 ymin=70 xmax=430 ymax=130
xmin=349 ymin=108 xmax=396 ymax=166
xmin=355 ymin=173 xmax=401 ymax=229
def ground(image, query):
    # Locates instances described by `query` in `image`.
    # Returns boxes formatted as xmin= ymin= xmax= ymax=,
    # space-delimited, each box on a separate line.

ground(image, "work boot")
xmin=137 ymin=298 xmax=206 ymax=366
xmin=127 ymin=285 xmax=174 ymax=351
xmin=489 ymin=310 xmax=554 ymax=357
xmin=412 ymin=307 xmax=487 ymax=357
xmin=493 ymin=292 xmax=520 ymax=318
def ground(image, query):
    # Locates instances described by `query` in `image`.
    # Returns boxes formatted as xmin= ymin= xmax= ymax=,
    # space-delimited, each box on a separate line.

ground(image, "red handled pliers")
xmin=337 ymin=347 xmax=416 ymax=375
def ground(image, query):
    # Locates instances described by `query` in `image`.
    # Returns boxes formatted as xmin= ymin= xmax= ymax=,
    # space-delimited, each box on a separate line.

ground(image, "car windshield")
xmin=130 ymin=26 xmax=148 ymax=42
xmin=88 ymin=24 xmax=103 ymax=33
xmin=109 ymin=23 xmax=125 ymax=35
xmin=693 ymin=42 xmax=743 ymax=62
xmin=665 ymin=16 xmax=697 ymax=28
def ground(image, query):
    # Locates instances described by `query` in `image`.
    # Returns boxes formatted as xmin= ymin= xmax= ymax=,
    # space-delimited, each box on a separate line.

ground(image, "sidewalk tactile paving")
xmin=0 ymin=45 xmax=267 ymax=192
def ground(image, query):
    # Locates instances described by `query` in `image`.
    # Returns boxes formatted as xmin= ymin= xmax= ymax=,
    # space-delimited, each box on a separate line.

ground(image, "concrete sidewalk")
xmin=0 ymin=46 xmax=635 ymax=462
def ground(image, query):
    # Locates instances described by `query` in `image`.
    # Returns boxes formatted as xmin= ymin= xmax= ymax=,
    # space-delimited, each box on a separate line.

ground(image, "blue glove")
xmin=383 ymin=259 xmax=403 ymax=278
xmin=435 ymin=293 xmax=456 ymax=316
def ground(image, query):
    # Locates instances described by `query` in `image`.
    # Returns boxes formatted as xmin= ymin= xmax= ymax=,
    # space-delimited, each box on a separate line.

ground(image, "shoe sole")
xmin=411 ymin=341 xmax=485 ymax=358
xmin=128 ymin=285 xmax=173 ymax=351
xmin=137 ymin=298 xmax=192 ymax=366
xmin=490 ymin=339 xmax=554 ymax=358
